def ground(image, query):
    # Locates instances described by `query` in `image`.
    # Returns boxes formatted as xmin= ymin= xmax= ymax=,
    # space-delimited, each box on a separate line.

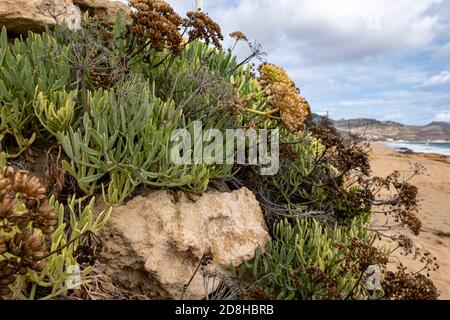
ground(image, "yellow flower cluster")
xmin=267 ymin=82 xmax=311 ymax=132
xmin=258 ymin=63 xmax=311 ymax=132
xmin=258 ymin=63 xmax=294 ymax=87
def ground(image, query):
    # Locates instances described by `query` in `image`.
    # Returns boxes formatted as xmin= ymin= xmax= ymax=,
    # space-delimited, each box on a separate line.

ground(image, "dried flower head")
xmin=4 ymin=169 xmax=46 ymax=209
xmin=257 ymin=63 xmax=311 ymax=132
xmin=336 ymin=238 xmax=389 ymax=273
xmin=201 ymin=248 xmax=214 ymax=266
xmin=291 ymin=267 xmax=343 ymax=300
xmin=371 ymin=170 xmax=423 ymax=235
xmin=7 ymin=229 xmax=47 ymax=272
xmin=183 ymin=11 xmax=224 ymax=49
xmin=267 ymin=82 xmax=311 ymax=132
xmin=0 ymin=167 xmax=56 ymax=298
xmin=229 ymin=31 xmax=247 ymax=42
xmin=129 ymin=0 xmax=183 ymax=54
xmin=382 ymin=269 xmax=439 ymax=300
xmin=245 ymin=285 xmax=275 ymax=300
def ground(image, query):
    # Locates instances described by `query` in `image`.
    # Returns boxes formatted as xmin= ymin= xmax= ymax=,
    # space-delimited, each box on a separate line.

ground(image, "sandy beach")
xmin=370 ymin=143 xmax=450 ymax=299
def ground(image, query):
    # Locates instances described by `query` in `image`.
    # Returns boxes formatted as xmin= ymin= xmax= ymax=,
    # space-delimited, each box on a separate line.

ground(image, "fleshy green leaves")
xmin=33 ymin=88 xmax=77 ymax=137
xmin=58 ymin=81 xmax=233 ymax=205
xmin=0 ymin=27 xmax=74 ymax=158
xmin=233 ymin=217 xmax=373 ymax=300
xmin=12 ymin=195 xmax=111 ymax=300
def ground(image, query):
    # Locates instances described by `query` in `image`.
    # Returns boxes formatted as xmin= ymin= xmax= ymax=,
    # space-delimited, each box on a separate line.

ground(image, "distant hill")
xmin=311 ymin=114 xmax=450 ymax=141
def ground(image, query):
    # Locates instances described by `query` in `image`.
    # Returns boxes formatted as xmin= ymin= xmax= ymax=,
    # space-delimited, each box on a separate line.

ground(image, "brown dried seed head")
xmin=230 ymin=31 xmax=247 ymax=41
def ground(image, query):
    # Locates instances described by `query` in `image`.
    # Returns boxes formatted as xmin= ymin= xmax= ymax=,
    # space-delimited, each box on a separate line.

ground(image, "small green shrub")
xmin=13 ymin=195 xmax=110 ymax=300
xmin=233 ymin=216 xmax=383 ymax=300
xmin=0 ymin=27 xmax=74 ymax=158
xmin=271 ymin=132 xmax=330 ymax=207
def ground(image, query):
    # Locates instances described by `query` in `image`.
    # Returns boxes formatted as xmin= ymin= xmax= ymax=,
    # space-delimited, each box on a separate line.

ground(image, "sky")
xmin=118 ymin=0 xmax=450 ymax=125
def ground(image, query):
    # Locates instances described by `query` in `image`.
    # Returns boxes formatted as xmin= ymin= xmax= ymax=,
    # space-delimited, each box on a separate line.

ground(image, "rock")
xmin=73 ymin=0 xmax=130 ymax=17
xmin=0 ymin=0 xmax=81 ymax=35
xmin=98 ymin=187 xmax=270 ymax=299
xmin=0 ymin=0 xmax=129 ymax=36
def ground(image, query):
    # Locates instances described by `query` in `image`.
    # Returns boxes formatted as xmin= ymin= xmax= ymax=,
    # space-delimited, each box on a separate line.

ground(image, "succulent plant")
xmin=0 ymin=0 xmax=436 ymax=302
xmin=232 ymin=217 xmax=378 ymax=300
xmin=14 ymin=195 xmax=110 ymax=300
xmin=0 ymin=27 xmax=75 ymax=158
xmin=58 ymin=80 xmax=234 ymax=205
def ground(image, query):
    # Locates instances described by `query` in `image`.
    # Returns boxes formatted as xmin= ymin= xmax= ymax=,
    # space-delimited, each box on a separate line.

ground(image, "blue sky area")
xmin=119 ymin=0 xmax=450 ymax=125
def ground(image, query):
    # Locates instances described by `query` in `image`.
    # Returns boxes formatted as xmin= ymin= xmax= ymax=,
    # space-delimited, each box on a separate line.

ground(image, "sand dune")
xmin=370 ymin=143 xmax=450 ymax=299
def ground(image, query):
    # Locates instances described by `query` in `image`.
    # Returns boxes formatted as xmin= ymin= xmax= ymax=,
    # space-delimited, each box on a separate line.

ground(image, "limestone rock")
xmin=0 ymin=0 xmax=129 ymax=36
xmin=73 ymin=0 xmax=130 ymax=17
xmin=0 ymin=0 xmax=81 ymax=34
xmin=98 ymin=187 xmax=270 ymax=299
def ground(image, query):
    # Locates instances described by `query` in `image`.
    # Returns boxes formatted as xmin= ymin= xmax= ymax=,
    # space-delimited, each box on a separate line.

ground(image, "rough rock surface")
xmin=98 ymin=187 xmax=270 ymax=299
xmin=0 ymin=0 xmax=129 ymax=35
xmin=73 ymin=0 xmax=130 ymax=17
xmin=0 ymin=0 xmax=81 ymax=34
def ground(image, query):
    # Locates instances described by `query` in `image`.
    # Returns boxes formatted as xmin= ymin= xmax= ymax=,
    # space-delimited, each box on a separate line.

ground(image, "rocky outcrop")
xmin=98 ymin=188 xmax=270 ymax=300
xmin=0 ymin=0 xmax=129 ymax=35
xmin=73 ymin=0 xmax=130 ymax=18
xmin=0 ymin=0 xmax=81 ymax=34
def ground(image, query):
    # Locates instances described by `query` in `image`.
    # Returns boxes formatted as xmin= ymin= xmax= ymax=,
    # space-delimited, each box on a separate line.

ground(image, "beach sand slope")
xmin=370 ymin=143 xmax=450 ymax=299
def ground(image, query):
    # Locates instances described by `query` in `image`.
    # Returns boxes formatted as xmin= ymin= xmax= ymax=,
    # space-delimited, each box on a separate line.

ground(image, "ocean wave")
xmin=384 ymin=142 xmax=450 ymax=156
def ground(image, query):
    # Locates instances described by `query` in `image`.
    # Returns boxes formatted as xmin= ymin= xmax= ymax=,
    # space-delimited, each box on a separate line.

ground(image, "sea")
xmin=384 ymin=141 xmax=450 ymax=156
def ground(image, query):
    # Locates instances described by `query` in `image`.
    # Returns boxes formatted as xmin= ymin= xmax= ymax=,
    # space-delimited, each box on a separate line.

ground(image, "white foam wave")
xmin=384 ymin=142 xmax=450 ymax=156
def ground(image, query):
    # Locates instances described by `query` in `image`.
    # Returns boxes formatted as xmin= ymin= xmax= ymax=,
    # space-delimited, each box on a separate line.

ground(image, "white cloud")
xmin=422 ymin=70 xmax=450 ymax=87
xmin=200 ymin=0 xmax=444 ymax=64
xmin=435 ymin=112 xmax=450 ymax=122
xmin=119 ymin=1 xmax=450 ymax=125
xmin=339 ymin=98 xmax=384 ymax=107
xmin=380 ymin=113 xmax=404 ymax=121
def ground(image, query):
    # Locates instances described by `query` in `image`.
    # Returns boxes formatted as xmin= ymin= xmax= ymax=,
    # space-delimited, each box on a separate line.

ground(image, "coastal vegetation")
xmin=0 ymin=0 xmax=439 ymax=300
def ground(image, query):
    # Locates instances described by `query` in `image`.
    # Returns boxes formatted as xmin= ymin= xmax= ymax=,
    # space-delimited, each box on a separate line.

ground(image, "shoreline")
xmin=369 ymin=142 xmax=450 ymax=299
xmin=379 ymin=141 xmax=450 ymax=158
xmin=384 ymin=147 xmax=450 ymax=164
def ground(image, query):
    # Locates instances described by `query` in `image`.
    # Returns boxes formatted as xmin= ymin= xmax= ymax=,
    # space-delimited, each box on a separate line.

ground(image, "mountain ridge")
xmin=312 ymin=114 xmax=450 ymax=141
